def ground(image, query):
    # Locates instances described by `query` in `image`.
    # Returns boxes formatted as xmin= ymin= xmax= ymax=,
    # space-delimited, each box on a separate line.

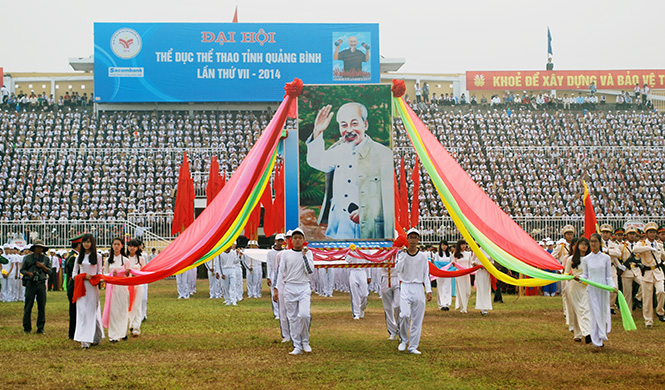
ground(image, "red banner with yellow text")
xmin=466 ymin=70 xmax=665 ymax=91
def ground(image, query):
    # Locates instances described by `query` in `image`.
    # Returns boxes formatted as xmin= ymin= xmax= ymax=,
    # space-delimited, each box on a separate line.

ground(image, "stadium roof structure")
xmin=69 ymin=55 xmax=94 ymax=72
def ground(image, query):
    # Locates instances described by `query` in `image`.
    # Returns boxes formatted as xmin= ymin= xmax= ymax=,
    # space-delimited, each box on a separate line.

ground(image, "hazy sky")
xmin=2 ymin=0 xmax=662 ymax=74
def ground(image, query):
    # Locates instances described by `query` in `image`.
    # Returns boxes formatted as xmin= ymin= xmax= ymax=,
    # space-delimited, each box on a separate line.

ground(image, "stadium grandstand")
xmin=3 ymin=54 xmax=665 ymax=248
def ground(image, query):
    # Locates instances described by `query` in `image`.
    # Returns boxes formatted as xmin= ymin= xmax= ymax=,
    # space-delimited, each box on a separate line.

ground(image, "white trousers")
xmin=234 ymin=267 xmax=243 ymax=301
xmin=349 ymin=270 xmax=368 ymax=317
xmin=141 ymin=284 xmax=148 ymax=319
xmin=381 ymin=276 xmax=400 ymax=337
xmin=129 ymin=285 xmax=144 ymax=334
xmin=207 ymin=271 xmax=222 ymax=299
xmin=436 ymin=277 xmax=452 ymax=309
xmin=1 ymin=276 xmax=12 ymax=302
xmin=455 ymin=275 xmax=471 ymax=313
xmin=277 ymin=283 xmax=290 ymax=338
xmin=176 ymin=273 xmax=189 ymax=299
xmin=246 ymin=266 xmax=263 ymax=298
xmin=398 ymin=283 xmax=426 ymax=351
xmin=321 ymin=268 xmax=335 ymax=297
xmin=221 ymin=268 xmax=238 ymax=304
xmin=188 ymin=268 xmax=197 ymax=294
xmin=284 ymin=282 xmax=311 ymax=350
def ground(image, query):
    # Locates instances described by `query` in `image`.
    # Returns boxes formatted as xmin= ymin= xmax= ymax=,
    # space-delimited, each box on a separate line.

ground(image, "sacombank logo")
xmin=111 ymin=28 xmax=142 ymax=59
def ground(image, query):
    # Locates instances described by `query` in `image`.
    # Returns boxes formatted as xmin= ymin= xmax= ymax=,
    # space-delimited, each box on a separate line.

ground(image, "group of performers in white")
xmin=9 ymin=220 xmax=662 ymax=355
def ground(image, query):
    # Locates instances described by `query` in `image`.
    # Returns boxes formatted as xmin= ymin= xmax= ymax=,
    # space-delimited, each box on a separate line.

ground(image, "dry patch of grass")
xmin=1 ymin=279 xmax=664 ymax=389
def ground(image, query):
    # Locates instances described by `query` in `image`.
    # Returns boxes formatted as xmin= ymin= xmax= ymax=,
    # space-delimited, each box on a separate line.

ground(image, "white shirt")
xmin=219 ymin=251 xmax=239 ymax=269
xmin=395 ymin=250 xmax=432 ymax=293
xmin=266 ymin=247 xmax=283 ymax=281
xmin=276 ymin=249 xmax=314 ymax=285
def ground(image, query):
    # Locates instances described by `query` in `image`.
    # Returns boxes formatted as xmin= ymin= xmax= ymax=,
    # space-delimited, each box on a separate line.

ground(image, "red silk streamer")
xmin=206 ymin=156 xmax=224 ymax=205
xmin=583 ymin=181 xmax=599 ymax=239
xmin=410 ymin=157 xmax=420 ymax=229
xmin=399 ymin=157 xmax=409 ymax=228
xmin=428 ymin=262 xmax=483 ymax=278
xmin=393 ymin=173 xmax=401 ymax=231
xmin=72 ymin=273 xmax=103 ymax=303
xmin=310 ymin=248 xmax=399 ymax=263
xmin=102 ymin=80 xmax=299 ymax=286
xmin=399 ymin=101 xmax=562 ymax=270
xmin=128 ymin=285 xmax=136 ymax=312
xmin=171 ymin=152 xmax=195 ymax=235
xmin=260 ymin=173 xmax=274 ymax=237
xmin=273 ymin=162 xmax=285 ymax=233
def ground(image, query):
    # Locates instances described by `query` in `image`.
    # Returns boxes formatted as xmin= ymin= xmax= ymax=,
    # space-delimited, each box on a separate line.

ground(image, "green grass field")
xmin=1 ymin=279 xmax=664 ymax=390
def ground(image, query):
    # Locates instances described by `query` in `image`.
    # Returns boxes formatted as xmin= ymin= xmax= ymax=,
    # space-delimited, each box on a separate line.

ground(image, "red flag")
xmin=272 ymin=161 xmax=285 ymax=233
xmin=286 ymin=97 xmax=298 ymax=119
xmin=399 ymin=157 xmax=409 ymax=229
xmin=245 ymin=202 xmax=261 ymax=241
xmin=410 ymin=157 xmax=420 ymax=229
xmin=232 ymin=6 xmax=238 ymax=22
xmin=393 ymin=172 xmax=401 ymax=231
xmin=206 ymin=156 xmax=223 ymax=205
xmin=583 ymin=181 xmax=599 ymax=239
xmin=171 ymin=152 xmax=195 ymax=235
xmin=261 ymin=173 xmax=274 ymax=237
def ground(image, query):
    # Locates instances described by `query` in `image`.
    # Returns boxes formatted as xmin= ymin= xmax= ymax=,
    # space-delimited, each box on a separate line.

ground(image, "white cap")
xmin=406 ymin=228 xmax=421 ymax=237
xmin=285 ymin=230 xmax=293 ymax=237
xmin=2 ymin=244 xmax=9 ymax=248
xmin=291 ymin=227 xmax=305 ymax=237
xmin=546 ymin=240 xmax=554 ymax=246
xmin=275 ymin=234 xmax=285 ymax=241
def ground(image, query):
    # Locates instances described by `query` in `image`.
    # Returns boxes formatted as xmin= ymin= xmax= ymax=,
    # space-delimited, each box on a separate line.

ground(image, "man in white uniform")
xmin=220 ymin=246 xmax=240 ymax=306
xmin=380 ymin=259 xmax=400 ymax=340
xmin=205 ymin=255 xmax=221 ymax=299
xmin=273 ymin=228 xmax=315 ymax=355
xmin=266 ymin=234 xmax=285 ymax=318
xmin=396 ymin=228 xmax=432 ymax=354
xmin=242 ymin=241 xmax=263 ymax=298
xmin=346 ymin=254 xmax=371 ymax=319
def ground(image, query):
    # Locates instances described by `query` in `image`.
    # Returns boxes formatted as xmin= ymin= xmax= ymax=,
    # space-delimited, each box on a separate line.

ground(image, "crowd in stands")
xmin=0 ymin=101 xmax=664 ymax=226
xmin=395 ymin=105 xmax=665 ymax=218
xmin=408 ymin=83 xmax=654 ymax=112
xmin=0 ymin=109 xmax=270 ymax=221
xmin=0 ymin=88 xmax=93 ymax=111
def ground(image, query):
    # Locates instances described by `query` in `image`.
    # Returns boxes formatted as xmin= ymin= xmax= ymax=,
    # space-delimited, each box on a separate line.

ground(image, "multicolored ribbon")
xmin=392 ymin=87 xmax=635 ymax=331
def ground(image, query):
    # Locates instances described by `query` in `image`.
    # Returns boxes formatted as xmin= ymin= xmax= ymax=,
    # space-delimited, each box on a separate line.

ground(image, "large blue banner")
xmin=94 ymin=23 xmax=380 ymax=103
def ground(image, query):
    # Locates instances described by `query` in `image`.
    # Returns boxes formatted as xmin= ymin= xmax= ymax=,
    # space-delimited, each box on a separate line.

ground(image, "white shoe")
xmin=225 ymin=302 xmax=230 ymax=306
xmin=408 ymin=349 xmax=422 ymax=355
xmin=303 ymin=344 xmax=312 ymax=353
xmin=360 ymin=310 xmax=365 ymax=319
xmin=353 ymin=315 xmax=360 ymax=320
xmin=281 ymin=337 xmax=291 ymax=343
xmin=275 ymin=316 xmax=280 ymax=320
xmin=388 ymin=334 xmax=397 ymax=341
xmin=398 ymin=342 xmax=407 ymax=351
xmin=289 ymin=348 xmax=303 ymax=355
xmin=232 ymin=302 xmax=237 ymax=306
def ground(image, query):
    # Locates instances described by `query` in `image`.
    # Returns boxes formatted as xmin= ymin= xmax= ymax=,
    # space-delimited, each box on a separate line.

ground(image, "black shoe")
xmin=610 ymin=309 xmax=616 ymax=315
xmin=24 ymin=330 xmax=31 ymax=334
xmin=37 ymin=329 xmax=45 ymax=335
xmin=636 ymin=300 xmax=643 ymax=309
xmin=122 ymin=336 xmax=128 ymax=341
xmin=658 ymin=315 xmax=665 ymax=322
xmin=585 ymin=335 xmax=592 ymax=344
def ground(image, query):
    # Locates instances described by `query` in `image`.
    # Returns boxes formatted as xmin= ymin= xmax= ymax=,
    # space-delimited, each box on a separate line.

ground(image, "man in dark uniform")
xmin=20 ymin=240 xmax=51 ymax=334
xmin=65 ymin=234 xmax=83 ymax=339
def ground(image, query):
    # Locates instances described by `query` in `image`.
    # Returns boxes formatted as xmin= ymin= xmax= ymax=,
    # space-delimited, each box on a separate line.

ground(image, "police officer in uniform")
xmin=551 ymin=225 xmax=575 ymax=327
xmin=20 ymin=240 xmax=51 ymax=334
xmin=620 ymin=226 xmax=643 ymax=311
xmin=633 ymin=222 xmax=665 ymax=326
xmin=599 ymin=224 xmax=624 ymax=314
xmin=65 ymin=234 xmax=84 ymax=339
